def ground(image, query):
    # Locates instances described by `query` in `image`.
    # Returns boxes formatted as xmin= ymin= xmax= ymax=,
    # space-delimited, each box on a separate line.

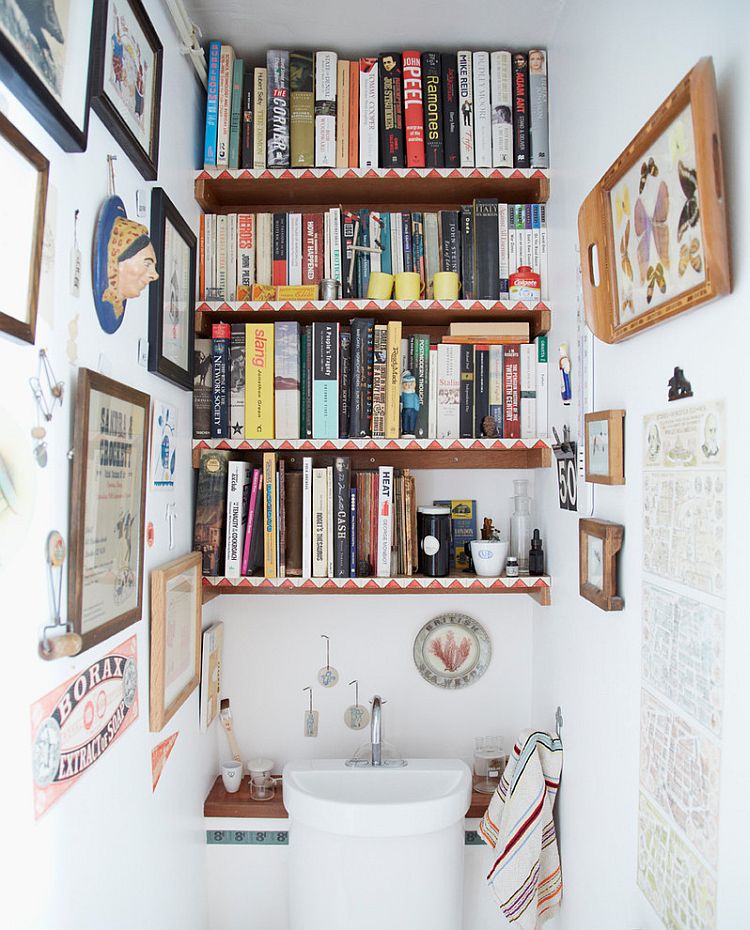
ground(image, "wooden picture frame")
xmin=579 ymin=518 xmax=624 ymax=611
xmin=578 ymin=57 xmax=730 ymax=343
xmin=148 ymin=188 xmax=196 ymax=389
xmin=584 ymin=409 xmax=625 ymax=485
xmin=0 ymin=112 xmax=48 ymax=344
xmin=149 ymin=552 xmax=202 ymax=731
xmin=90 ymin=0 xmax=163 ymax=181
xmin=68 ymin=369 xmax=150 ymax=652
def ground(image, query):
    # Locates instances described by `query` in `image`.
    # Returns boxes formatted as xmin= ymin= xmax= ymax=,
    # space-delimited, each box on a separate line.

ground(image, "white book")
xmin=225 ymin=462 xmax=251 ymax=577
xmin=369 ymin=212 xmax=382 ymax=273
xmin=326 ymin=465 xmax=334 ymax=577
xmin=204 ymin=214 xmax=216 ymax=300
xmin=274 ymin=321 xmax=300 ymax=438
xmin=531 ymin=205 xmax=541 ymax=277
xmin=215 ymin=214 xmax=228 ymax=300
xmin=288 ymin=212 xmax=303 ymax=286
xmin=437 ymin=344 xmax=460 ymax=439
xmin=400 ymin=337 xmax=409 ymax=381
xmin=507 ymin=204 xmax=517 ymax=279
xmin=329 ymin=207 xmax=342 ymax=285
xmin=253 ymin=67 xmax=267 ymax=169
xmin=457 ymin=51 xmax=474 ymax=168
xmin=490 ymin=51 xmax=513 ymax=167
xmin=216 ymin=44 xmax=235 ymax=167
xmin=312 ymin=468 xmax=327 ymax=577
xmin=535 ymin=336 xmax=548 ymax=438
xmin=540 ymin=204 xmax=549 ymax=300
xmin=237 ymin=214 xmax=255 ymax=299
xmin=315 ymin=51 xmax=338 ymax=168
xmin=302 ymin=457 xmax=313 ymax=578
xmin=520 ymin=343 xmax=537 ymax=438
xmin=376 ymin=466 xmax=393 ymax=577
xmin=256 ymin=213 xmax=272 ymax=285
xmin=359 ymin=58 xmax=379 ymax=169
xmin=323 ymin=212 xmax=331 ymax=279
xmin=428 ymin=345 xmax=438 ymax=438
xmin=472 ymin=52 xmax=491 ymax=168
xmin=498 ymin=203 xmax=509 ymax=299
xmin=423 ymin=212 xmax=440 ymax=298
xmin=199 ymin=621 xmax=224 ymax=732
xmin=226 ymin=213 xmax=237 ymax=304
xmin=391 ymin=212 xmax=404 ymax=275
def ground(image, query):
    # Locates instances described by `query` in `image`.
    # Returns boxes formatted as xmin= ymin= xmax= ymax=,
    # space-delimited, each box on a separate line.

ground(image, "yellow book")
xmin=385 ymin=320 xmax=402 ymax=438
xmin=275 ymin=284 xmax=319 ymax=300
xmin=245 ymin=323 xmax=275 ymax=438
xmin=336 ymin=60 xmax=350 ymax=167
xmin=262 ymin=452 xmax=277 ymax=577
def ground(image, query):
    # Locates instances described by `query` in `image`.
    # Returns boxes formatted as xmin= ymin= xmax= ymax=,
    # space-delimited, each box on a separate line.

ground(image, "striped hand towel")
xmin=479 ymin=729 xmax=563 ymax=929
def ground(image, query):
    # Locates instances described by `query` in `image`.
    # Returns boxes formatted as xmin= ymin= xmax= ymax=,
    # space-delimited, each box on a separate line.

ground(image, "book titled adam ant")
xmin=378 ymin=52 xmax=405 ymax=167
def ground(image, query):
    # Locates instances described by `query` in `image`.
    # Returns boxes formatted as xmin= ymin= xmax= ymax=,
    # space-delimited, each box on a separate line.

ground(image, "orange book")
xmin=251 ymin=283 xmax=277 ymax=301
xmin=199 ymin=213 xmax=205 ymax=300
xmin=348 ymin=60 xmax=359 ymax=167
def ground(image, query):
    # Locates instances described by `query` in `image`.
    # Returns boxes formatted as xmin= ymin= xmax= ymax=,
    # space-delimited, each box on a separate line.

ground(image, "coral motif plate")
xmin=413 ymin=613 xmax=491 ymax=689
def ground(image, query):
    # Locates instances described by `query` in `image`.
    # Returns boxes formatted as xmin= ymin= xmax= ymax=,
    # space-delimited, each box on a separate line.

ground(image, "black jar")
xmin=417 ymin=506 xmax=452 ymax=577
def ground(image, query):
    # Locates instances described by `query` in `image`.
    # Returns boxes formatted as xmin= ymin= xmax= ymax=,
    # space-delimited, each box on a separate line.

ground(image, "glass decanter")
xmin=509 ymin=479 xmax=532 ymax=571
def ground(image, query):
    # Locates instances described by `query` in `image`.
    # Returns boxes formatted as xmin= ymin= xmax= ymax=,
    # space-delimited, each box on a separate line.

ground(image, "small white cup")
xmin=470 ymin=539 xmax=509 ymax=577
xmin=221 ymin=761 xmax=243 ymax=793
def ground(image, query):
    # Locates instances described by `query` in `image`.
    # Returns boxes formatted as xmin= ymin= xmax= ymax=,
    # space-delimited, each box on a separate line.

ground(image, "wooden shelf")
xmin=195 ymin=166 xmax=550 ymax=212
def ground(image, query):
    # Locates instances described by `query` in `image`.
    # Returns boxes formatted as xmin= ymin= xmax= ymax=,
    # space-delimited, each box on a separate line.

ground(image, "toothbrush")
xmin=219 ymin=699 xmax=242 ymax=763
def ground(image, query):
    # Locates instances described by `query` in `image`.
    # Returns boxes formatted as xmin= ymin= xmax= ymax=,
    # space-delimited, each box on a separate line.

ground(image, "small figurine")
xmin=559 ymin=344 xmax=571 ymax=405
xmin=481 ymin=415 xmax=498 ymax=437
xmin=668 ymin=366 xmax=693 ymax=402
xmin=400 ymin=370 xmax=420 ymax=436
xmin=481 ymin=518 xmax=501 ymax=541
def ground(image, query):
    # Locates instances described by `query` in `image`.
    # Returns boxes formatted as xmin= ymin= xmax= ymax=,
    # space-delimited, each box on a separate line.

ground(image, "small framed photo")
xmin=90 ymin=0 xmax=163 ymax=180
xmin=579 ymin=518 xmax=624 ymax=612
xmin=147 ymin=188 xmax=196 ymax=389
xmin=584 ymin=409 xmax=625 ymax=485
xmin=0 ymin=112 xmax=49 ymax=344
xmin=150 ymin=552 xmax=202 ymax=732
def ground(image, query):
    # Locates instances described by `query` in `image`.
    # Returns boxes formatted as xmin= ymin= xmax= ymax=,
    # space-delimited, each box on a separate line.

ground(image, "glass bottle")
xmin=510 ymin=479 xmax=532 ymax=571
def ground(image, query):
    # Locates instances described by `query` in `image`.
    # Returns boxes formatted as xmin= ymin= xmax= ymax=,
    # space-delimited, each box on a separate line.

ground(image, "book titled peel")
xmin=245 ymin=322 xmax=274 ymax=437
xmin=402 ymin=51 xmax=425 ymax=167
xmin=315 ymin=51 xmax=338 ymax=168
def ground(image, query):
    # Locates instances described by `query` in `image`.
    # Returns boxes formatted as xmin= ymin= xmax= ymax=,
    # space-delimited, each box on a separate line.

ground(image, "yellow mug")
xmin=394 ymin=271 xmax=425 ymax=300
xmin=432 ymin=271 xmax=460 ymax=300
xmin=366 ymin=271 xmax=395 ymax=299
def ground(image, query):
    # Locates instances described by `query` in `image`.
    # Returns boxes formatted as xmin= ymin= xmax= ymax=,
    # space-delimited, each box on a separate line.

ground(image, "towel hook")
xmin=555 ymin=706 xmax=563 ymax=739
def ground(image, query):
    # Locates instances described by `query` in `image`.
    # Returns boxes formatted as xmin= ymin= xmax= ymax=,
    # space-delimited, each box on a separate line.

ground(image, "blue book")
xmin=401 ymin=210 xmax=413 ymax=272
xmin=349 ymin=487 xmax=357 ymax=577
xmin=379 ymin=213 xmax=392 ymax=274
xmin=204 ymin=41 xmax=221 ymax=166
xmin=228 ymin=59 xmax=244 ymax=170
xmin=312 ymin=322 xmax=339 ymax=438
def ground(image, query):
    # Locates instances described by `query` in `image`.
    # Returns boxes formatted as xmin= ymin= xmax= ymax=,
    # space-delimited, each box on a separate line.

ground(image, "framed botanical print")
xmin=68 ymin=369 xmax=150 ymax=652
xmin=584 ymin=409 xmax=625 ymax=485
xmin=148 ymin=188 xmax=196 ymax=389
xmin=0 ymin=112 xmax=48 ymax=344
xmin=90 ymin=0 xmax=163 ymax=180
xmin=578 ymin=58 xmax=730 ymax=343
xmin=579 ymin=518 xmax=624 ymax=611
xmin=0 ymin=1 xmax=94 ymax=152
xmin=149 ymin=552 xmax=202 ymax=731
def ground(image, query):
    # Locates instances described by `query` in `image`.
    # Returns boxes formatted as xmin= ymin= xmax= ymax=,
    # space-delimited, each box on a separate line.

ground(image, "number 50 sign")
xmin=554 ymin=442 xmax=577 ymax=511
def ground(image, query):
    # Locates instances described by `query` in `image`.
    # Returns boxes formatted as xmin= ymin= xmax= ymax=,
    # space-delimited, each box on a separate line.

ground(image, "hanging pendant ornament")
xmin=317 ymin=634 xmax=339 ymax=688
xmin=303 ymin=686 xmax=319 ymax=737
xmin=39 ymin=531 xmax=82 ymax=660
xmin=28 ymin=349 xmax=64 ymax=468
xmin=69 ymin=209 xmax=82 ymax=298
xmin=344 ymin=680 xmax=370 ymax=731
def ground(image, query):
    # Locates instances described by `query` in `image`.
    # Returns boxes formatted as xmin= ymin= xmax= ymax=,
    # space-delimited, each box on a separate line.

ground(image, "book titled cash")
xmin=333 ymin=457 xmax=351 ymax=578
xmin=472 ymin=51 xmax=491 ymax=168
xmin=490 ymin=51 xmax=513 ymax=168
xmin=315 ymin=51 xmax=338 ymax=168
xmin=359 ymin=58 xmax=379 ymax=169
xmin=457 ymin=51 xmax=474 ymax=167
xmin=290 ymin=51 xmax=314 ymax=167
xmin=376 ymin=466 xmax=393 ymax=577
xmin=253 ymin=67 xmax=267 ymax=169
xmin=225 ymin=462 xmax=251 ymax=577
xmin=266 ymin=49 xmax=290 ymax=168
xmin=528 ymin=48 xmax=549 ymax=168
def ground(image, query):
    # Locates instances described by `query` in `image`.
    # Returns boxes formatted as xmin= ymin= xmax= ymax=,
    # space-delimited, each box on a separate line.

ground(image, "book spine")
xmin=274 ymin=320 xmax=300 ymax=438
xmin=340 ymin=209 xmax=357 ymax=298
xmin=441 ymin=53 xmax=460 ymax=168
xmin=312 ymin=468 xmax=327 ymax=577
xmin=378 ymin=52 xmax=405 ymax=168
xmin=348 ymin=60 xmax=359 ymax=167
xmin=339 ymin=330 xmax=351 ymax=438
xmin=229 ymin=59 xmax=244 ymax=169
xmin=305 ymin=325 xmax=313 ymax=437
xmin=349 ymin=318 xmax=373 ymax=438
xmin=535 ymin=335 xmax=548 ymax=437
xmin=357 ymin=208 xmax=371 ymax=298
xmin=503 ymin=345 xmax=520 ymax=438
xmin=245 ymin=322 xmax=275 ymax=437
xmin=531 ymin=203 xmax=541 ymax=278
xmin=194 ymin=451 xmax=229 ymax=575
xmin=255 ymin=213 xmax=271 ymax=284
xmin=507 ymin=203 xmax=517 ymax=279
xmin=490 ymin=51 xmax=513 ymax=168
xmin=203 ymin=214 xmax=214 ymax=299
xmin=401 ymin=211 xmax=413 ymax=273
xmin=529 ymin=49 xmax=549 ymax=167
xmin=539 ymin=203 xmax=549 ymax=300
xmin=272 ymin=212 xmax=287 ymax=286
xmin=241 ymin=72 xmax=254 ymax=168
xmin=203 ymin=40 xmax=221 ymax=166
xmin=225 ymin=462 xmax=250 ymax=578
xmin=498 ymin=203 xmax=509 ymax=298
xmin=472 ymin=51 xmax=491 ymax=167
xmin=421 ymin=52 xmax=443 ymax=167
xmin=226 ymin=213 xmax=237 ymax=305
xmin=211 ymin=322 xmax=231 ymax=438
xmin=312 ymin=321 xmax=339 ymax=438
xmin=278 ymin=458 xmax=286 ymax=577
xmin=215 ymin=215 xmax=227 ymax=300
xmin=253 ymin=68 xmax=267 ymax=168
xmin=523 ymin=203 xmax=533 ymax=269
xmin=440 ymin=210 xmax=460 ymax=274
xmin=428 ymin=344 xmax=438 ymax=439
xmin=489 ymin=345 xmax=504 ymax=435
xmin=237 ymin=214 xmax=255 ymax=299
xmin=359 ymin=58 xmax=378 ymax=168
xmin=193 ymin=338 xmax=213 ymax=439
xmin=333 ymin=457 xmax=351 ymax=578
xmin=229 ymin=323 xmax=245 ymax=436
xmin=266 ymin=49 xmax=290 ymax=168
xmin=473 ymin=198 xmax=500 ymax=299
xmin=263 ymin=452 xmax=277 ymax=577
xmin=315 ymin=51 xmax=337 ymax=167
xmin=412 ymin=334 xmax=430 ymax=439
xmin=369 ymin=211 xmax=382 ymax=274
xmin=287 ymin=212 xmax=302 ymax=286
xmin=371 ymin=324 xmax=388 ymax=439
xmin=326 ymin=465 xmax=334 ymax=577
xmin=423 ymin=212 xmax=439 ymax=298
xmin=329 ymin=207 xmax=342 ymax=287
xmin=290 ymin=50 xmax=314 ymax=168
xmin=402 ymin=51 xmax=425 ymax=167
xmin=457 ymin=51 xmax=474 ymax=167
xmin=385 ymin=320 xmax=402 ymax=438
xmin=349 ymin=487 xmax=357 ymax=577
xmin=365 ymin=323 xmax=374 ymax=431
xmin=460 ymin=205 xmax=474 ymax=300
xmin=437 ymin=344 xmax=460 ymax=439
xmin=520 ymin=342 xmax=537 ymax=438
xmin=459 ymin=343 xmax=475 ymax=438
xmin=376 ymin=466 xmax=393 ymax=577
xmin=391 ymin=213 xmax=404 ymax=275
xmin=302 ymin=457 xmax=312 ymax=577
xmin=217 ymin=45 xmax=235 ymax=167
xmin=512 ymin=52 xmax=529 ymax=168
xmin=241 ymin=468 xmax=261 ymax=575
xmin=300 ymin=213 xmax=322 ymax=286
xmin=336 ymin=60 xmax=350 ymax=167
xmin=412 ymin=212 xmax=425 ymax=291
xmin=474 ymin=345 xmax=490 ymax=436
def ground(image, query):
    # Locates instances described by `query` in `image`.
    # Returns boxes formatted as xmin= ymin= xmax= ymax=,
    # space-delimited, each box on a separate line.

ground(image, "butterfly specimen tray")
xmin=577 ymin=57 xmax=730 ymax=343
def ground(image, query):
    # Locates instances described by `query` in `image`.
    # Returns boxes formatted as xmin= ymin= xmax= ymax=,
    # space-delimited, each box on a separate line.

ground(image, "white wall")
xmin=533 ymin=1 xmax=749 ymax=928
xmin=1 ymin=3 xmax=215 ymax=929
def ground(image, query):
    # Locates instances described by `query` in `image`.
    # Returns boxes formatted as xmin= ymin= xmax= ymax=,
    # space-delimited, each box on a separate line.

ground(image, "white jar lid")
xmin=417 ymin=506 xmax=451 ymax=515
xmin=246 ymin=757 xmax=274 ymax=773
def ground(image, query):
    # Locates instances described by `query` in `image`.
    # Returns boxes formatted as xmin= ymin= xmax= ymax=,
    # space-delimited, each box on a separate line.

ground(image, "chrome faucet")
xmin=371 ymin=695 xmax=383 ymax=766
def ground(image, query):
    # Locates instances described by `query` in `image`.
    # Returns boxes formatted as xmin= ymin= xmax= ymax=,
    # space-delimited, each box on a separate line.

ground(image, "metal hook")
xmin=303 ymin=686 xmax=313 ymax=713
xmin=107 ymin=155 xmax=117 ymax=197
xmin=555 ymin=706 xmax=563 ymax=739
xmin=349 ymin=679 xmax=359 ymax=707
xmin=73 ymin=209 xmax=80 ymax=246
xmin=321 ymin=634 xmax=330 ymax=670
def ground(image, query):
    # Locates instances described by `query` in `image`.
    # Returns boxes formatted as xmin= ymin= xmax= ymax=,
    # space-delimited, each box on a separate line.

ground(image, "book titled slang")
xmin=312 ymin=321 xmax=339 ymax=438
xmin=266 ymin=49 xmax=290 ymax=167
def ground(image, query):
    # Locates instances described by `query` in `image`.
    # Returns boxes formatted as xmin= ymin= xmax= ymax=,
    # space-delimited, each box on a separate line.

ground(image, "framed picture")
xmin=578 ymin=57 xmax=730 ymax=343
xmin=0 ymin=1 xmax=94 ymax=152
xmin=68 ymin=369 xmax=150 ymax=652
xmin=149 ymin=552 xmax=202 ymax=731
xmin=579 ymin=518 xmax=624 ymax=611
xmin=148 ymin=188 xmax=196 ymax=389
xmin=584 ymin=409 xmax=625 ymax=485
xmin=0 ymin=112 xmax=48 ymax=344
xmin=90 ymin=0 xmax=163 ymax=180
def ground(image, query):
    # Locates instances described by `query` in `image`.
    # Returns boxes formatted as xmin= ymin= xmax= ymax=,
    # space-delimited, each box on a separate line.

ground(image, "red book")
xmin=402 ymin=51 xmax=425 ymax=167
xmin=503 ymin=345 xmax=520 ymax=439
xmin=348 ymin=61 xmax=359 ymax=167
xmin=302 ymin=213 xmax=324 ymax=284
xmin=272 ymin=212 xmax=287 ymax=286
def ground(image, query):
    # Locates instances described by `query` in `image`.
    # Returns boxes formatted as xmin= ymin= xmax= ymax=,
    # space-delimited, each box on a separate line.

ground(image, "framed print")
xmin=148 ymin=188 xmax=196 ymax=389
xmin=0 ymin=112 xmax=48 ymax=344
xmin=68 ymin=368 xmax=150 ymax=652
xmin=0 ymin=1 xmax=94 ymax=152
xmin=413 ymin=613 xmax=491 ymax=689
xmin=585 ymin=409 xmax=625 ymax=485
xmin=578 ymin=57 xmax=730 ymax=343
xmin=579 ymin=518 xmax=624 ymax=611
xmin=90 ymin=0 xmax=162 ymax=180
xmin=149 ymin=552 xmax=202 ymax=731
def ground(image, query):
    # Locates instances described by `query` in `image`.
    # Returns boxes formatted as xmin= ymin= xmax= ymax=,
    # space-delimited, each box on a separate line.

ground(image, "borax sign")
xmin=30 ymin=636 xmax=138 ymax=818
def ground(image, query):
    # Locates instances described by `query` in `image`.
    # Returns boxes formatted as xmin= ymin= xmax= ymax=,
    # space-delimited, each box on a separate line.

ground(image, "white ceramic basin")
xmin=282 ymin=757 xmax=472 ymax=837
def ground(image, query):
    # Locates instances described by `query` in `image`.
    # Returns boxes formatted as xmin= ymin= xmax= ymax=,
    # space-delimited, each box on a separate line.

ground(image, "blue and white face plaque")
xmin=317 ymin=665 xmax=339 ymax=688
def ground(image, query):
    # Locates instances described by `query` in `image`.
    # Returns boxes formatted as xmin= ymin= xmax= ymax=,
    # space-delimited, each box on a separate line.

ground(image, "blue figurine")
xmin=401 ymin=370 xmax=420 ymax=437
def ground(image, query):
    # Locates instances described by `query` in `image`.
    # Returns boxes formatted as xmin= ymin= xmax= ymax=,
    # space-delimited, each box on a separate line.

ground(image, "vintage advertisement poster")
xmin=30 ymin=636 xmax=138 ymax=818
xmin=164 ymin=568 xmax=198 ymax=710
xmin=151 ymin=731 xmax=178 ymax=791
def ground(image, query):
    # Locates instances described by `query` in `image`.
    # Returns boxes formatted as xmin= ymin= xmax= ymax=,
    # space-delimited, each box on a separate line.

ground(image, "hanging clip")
xmin=303 ymin=686 xmax=319 ymax=737
xmin=344 ymin=679 xmax=370 ymax=730
xmin=107 ymin=155 xmax=118 ymax=197
xmin=317 ymin=634 xmax=339 ymax=688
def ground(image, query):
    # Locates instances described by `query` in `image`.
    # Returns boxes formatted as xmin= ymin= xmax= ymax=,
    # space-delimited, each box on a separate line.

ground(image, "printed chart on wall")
xmin=638 ymin=401 xmax=725 ymax=930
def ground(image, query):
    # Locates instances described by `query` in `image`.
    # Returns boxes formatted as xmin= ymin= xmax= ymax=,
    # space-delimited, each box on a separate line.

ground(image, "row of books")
xmin=199 ymin=201 xmax=549 ymax=303
xmin=194 ymin=451 xmax=421 ymax=579
xmin=194 ymin=323 xmax=548 ymax=441
xmin=203 ymin=46 xmax=549 ymax=171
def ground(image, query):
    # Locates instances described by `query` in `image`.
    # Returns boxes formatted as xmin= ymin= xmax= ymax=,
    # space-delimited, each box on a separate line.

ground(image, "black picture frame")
xmin=90 ymin=0 xmax=163 ymax=181
xmin=0 ymin=2 xmax=95 ymax=152
xmin=148 ymin=188 xmax=197 ymax=390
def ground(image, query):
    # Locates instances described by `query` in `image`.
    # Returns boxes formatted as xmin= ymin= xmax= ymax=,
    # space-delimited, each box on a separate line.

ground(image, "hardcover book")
xmin=203 ymin=40 xmax=221 ymax=166
xmin=473 ymin=199 xmax=500 ymax=299
xmin=225 ymin=461 xmax=251 ymax=578
xmin=359 ymin=58 xmax=378 ymax=169
xmin=245 ymin=322 xmax=274 ymax=437
xmin=441 ymin=53 xmax=460 ymax=168
xmin=312 ymin=467 xmax=327 ymax=577
xmin=215 ymin=214 xmax=227 ymax=300
xmin=193 ymin=338 xmax=213 ymax=439
xmin=339 ymin=330 xmax=352 ymax=438
xmin=401 ymin=211 xmax=413 ymax=273
xmin=333 ymin=457 xmax=351 ymax=578
xmin=263 ymin=452 xmax=277 ymax=577
xmin=274 ymin=321 xmax=300 ymax=439
xmin=266 ymin=49 xmax=290 ymax=168
xmin=302 ymin=457 xmax=313 ymax=577
xmin=336 ymin=60 xmax=350 ymax=167
xmin=312 ymin=321 xmax=339 ymax=438
xmin=211 ymin=322 xmax=231 ymax=438
xmin=216 ymin=44 xmax=235 ymax=168
xmin=303 ymin=213 xmax=324 ymax=285
xmin=440 ymin=210 xmax=461 ymax=274
xmin=229 ymin=323 xmax=246 ymax=437
xmin=428 ymin=344 xmax=438 ymax=438
xmin=498 ymin=203 xmax=509 ymax=297
xmin=528 ymin=49 xmax=549 ymax=168
xmin=459 ymin=343 xmax=475 ymax=438
xmin=285 ymin=469 xmax=303 ymax=576
xmin=402 ymin=51 xmax=425 ymax=167
xmin=371 ymin=324 xmax=388 ymax=439
xmin=437 ymin=344 xmax=460 ymax=439
xmin=503 ymin=345 xmax=521 ymax=438
xmin=237 ymin=214 xmax=255 ymax=300
xmin=272 ymin=212 xmax=287 ymax=286
xmin=348 ymin=60 xmax=359 ymax=167
xmin=228 ymin=58 xmax=244 ymax=169
xmin=385 ymin=320 xmax=402 ymax=439
xmin=423 ymin=212 xmax=440 ymax=298
xmin=412 ymin=212 xmax=425 ymax=290
xmin=340 ymin=210 xmax=357 ymax=299
xmin=512 ymin=52 xmax=529 ymax=168
xmin=421 ymin=52 xmax=443 ymax=167
xmin=472 ymin=51 xmax=492 ymax=168
xmin=194 ymin=450 xmax=230 ymax=575
xmin=378 ymin=52 xmax=405 ymax=168
xmin=255 ymin=212 xmax=272 ymax=284
xmin=290 ymin=51 xmax=314 ymax=167
xmin=520 ymin=342 xmax=537 ymax=439
xmin=253 ymin=67 xmax=267 ymax=169
xmin=412 ymin=334 xmax=430 ymax=439
xmin=315 ymin=51 xmax=338 ymax=167
xmin=376 ymin=466 xmax=393 ymax=577
xmin=489 ymin=345 xmax=504 ymax=435
xmin=226 ymin=213 xmax=238 ymax=304
xmin=460 ymin=205 xmax=474 ymax=300
xmin=457 ymin=50 xmax=474 ymax=167
xmin=474 ymin=345 xmax=490 ymax=436
xmin=240 ymin=468 xmax=262 ymax=575
xmin=535 ymin=337 xmax=548 ymax=438
xmin=350 ymin=318 xmax=374 ymax=438
xmin=326 ymin=465 xmax=334 ymax=578
xmin=490 ymin=51 xmax=513 ymax=168
xmin=241 ymin=71 xmax=254 ymax=169
xmin=287 ymin=212 xmax=302 ymax=286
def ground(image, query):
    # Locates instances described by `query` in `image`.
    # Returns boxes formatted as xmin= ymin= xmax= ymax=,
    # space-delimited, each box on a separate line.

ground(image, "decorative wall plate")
xmin=413 ymin=613 xmax=491 ymax=689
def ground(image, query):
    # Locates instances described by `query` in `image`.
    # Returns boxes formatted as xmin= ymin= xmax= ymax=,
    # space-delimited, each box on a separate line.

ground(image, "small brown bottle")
xmin=529 ymin=529 xmax=545 ymax=576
